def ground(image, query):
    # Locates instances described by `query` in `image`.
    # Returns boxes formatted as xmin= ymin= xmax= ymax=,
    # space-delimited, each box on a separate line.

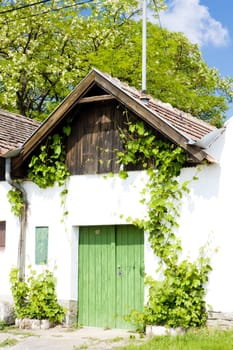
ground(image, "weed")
xmin=71 ymin=322 xmax=83 ymax=330
xmin=73 ymin=344 xmax=88 ymax=350
xmin=129 ymin=334 xmax=136 ymax=340
xmin=108 ymin=336 xmax=124 ymax=343
xmin=0 ymin=338 xmax=18 ymax=347
xmin=0 ymin=322 xmax=6 ymax=331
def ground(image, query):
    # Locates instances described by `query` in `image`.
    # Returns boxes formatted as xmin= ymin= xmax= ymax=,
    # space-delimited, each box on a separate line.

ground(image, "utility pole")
xmin=142 ymin=0 xmax=147 ymax=93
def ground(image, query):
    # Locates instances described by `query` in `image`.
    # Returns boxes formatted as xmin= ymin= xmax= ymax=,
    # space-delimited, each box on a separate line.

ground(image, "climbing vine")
xmin=28 ymin=124 xmax=71 ymax=188
xmin=7 ymin=188 xmax=24 ymax=217
xmin=27 ymin=123 xmax=71 ymax=221
xmin=118 ymin=118 xmax=212 ymax=329
xmin=7 ymin=124 xmax=71 ymax=217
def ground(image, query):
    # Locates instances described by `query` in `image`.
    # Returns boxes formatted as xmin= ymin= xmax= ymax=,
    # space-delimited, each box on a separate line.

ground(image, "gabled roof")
xmin=0 ymin=109 xmax=40 ymax=157
xmin=15 ymin=69 xmax=222 ymax=166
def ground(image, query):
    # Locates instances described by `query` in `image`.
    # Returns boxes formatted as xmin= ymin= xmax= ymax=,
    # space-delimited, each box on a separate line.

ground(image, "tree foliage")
xmin=93 ymin=21 xmax=233 ymax=127
xmin=0 ymin=0 xmax=141 ymax=119
xmin=0 ymin=0 xmax=232 ymax=125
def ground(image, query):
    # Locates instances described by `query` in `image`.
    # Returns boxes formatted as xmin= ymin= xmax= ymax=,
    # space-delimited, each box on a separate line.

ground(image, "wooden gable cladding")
xmin=66 ymin=100 xmax=123 ymax=175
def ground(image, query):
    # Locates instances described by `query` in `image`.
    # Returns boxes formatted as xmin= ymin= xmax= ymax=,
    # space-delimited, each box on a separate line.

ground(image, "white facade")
xmin=1 ymin=117 xmax=233 ymax=318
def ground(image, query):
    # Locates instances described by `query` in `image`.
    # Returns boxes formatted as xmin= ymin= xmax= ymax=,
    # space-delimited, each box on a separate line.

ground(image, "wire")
xmin=1 ymin=0 xmax=94 ymax=23
xmin=0 ymin=0 xmax=51 ymax=15
xmin=152 ymin=0 xmax=168 ymax=48
xmin=152 ymin=0 xmax=163 ymax=29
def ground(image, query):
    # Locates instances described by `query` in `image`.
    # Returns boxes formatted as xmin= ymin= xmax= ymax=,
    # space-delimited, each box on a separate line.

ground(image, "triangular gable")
xmin=13 ymin=69 xmax=220 ymax=169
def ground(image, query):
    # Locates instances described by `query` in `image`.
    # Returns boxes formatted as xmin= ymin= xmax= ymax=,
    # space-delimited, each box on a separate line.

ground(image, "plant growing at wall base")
xmin=10 ymin=267 xmax=66 ymax=324
xmin=118 ymin=117 xmax=211 ymax=329
xmin=143 ymin=255 xmax=211 ymax=329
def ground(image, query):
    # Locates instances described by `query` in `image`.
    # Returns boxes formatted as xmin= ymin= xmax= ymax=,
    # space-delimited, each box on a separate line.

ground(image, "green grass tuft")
xmin=116 ymin=328 xmax=233 ymax=350
xmin=0 ymin=338 xmax=18 ymax=347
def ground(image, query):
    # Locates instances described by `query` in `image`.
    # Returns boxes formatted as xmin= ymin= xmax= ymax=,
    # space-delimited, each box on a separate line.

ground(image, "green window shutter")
xmin=35 ymin=227 xmax=48 ymax=265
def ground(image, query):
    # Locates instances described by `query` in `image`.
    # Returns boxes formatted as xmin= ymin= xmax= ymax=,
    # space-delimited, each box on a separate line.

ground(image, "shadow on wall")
xmin=191 ymin=163 xmax=221 ymax=200
xmin=181 ymin=128 xmax=226 ymax=205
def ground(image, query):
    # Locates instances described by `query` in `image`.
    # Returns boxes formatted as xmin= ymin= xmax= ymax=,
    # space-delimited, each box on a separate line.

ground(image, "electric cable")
xmin=0 ymin=0 xmax=51 ymax=15
xmin=1 ymin=0 xmax=94 ymax=23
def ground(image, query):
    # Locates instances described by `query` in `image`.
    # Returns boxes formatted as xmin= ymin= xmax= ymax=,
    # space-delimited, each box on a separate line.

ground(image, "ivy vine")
xmin=27 ymin=123 xmax=71 ymax=221
xmin=7 ymin=188 xmax=24 ymax=217
xmin=7 ymin=123 xmax=71 ymax=219
xmin=28 ymin=124 xmax=71 ymax=188
xmin=118 ymin=117 xmax=212 ymax=329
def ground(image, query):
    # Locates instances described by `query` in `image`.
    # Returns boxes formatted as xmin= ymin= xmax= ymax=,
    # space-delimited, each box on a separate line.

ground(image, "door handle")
xmin=117 ymin=265 xmax=123 ymax=277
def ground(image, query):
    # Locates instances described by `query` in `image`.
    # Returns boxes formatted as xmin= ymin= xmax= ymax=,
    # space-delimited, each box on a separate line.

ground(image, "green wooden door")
xmin=115 ymin=225 xmax=144 ymax=329
xmin=78 ymin=225 xmax=144 ymax=329
xmin=78 ymin=226 xmax=116 ymax=328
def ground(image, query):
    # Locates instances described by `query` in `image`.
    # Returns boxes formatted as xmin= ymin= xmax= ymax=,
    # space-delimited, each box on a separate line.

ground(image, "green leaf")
xmin=118 ymin=170 xmax=128 ymax=179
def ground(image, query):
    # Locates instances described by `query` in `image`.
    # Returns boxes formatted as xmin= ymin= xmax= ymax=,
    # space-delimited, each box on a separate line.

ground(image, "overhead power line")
xmin=0 ymin=0 xmax=94 ymax=23
xmin=0 ymin=0 xmax=51 ymax=15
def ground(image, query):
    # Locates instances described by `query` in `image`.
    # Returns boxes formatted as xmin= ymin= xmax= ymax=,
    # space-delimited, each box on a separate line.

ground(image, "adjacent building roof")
xmin=0 ymin=109 xmax=40 ymax=157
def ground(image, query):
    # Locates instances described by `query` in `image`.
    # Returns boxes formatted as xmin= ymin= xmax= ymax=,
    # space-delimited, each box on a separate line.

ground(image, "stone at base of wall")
xmin=0 ymin=301 xmax=15 ymax=325
xmin=146 ymin=311 xmax=233 ymax=335
xmin=59 ymin=299 xmax=77 ymax=326
xmin=0 ymin=299 xmax=77 ymax=327
xmin=15 ymin=318 xmax=53 ymax=330
xmin=207 ymin=311 xmax=233 ymax=330
xmin=146 ymin=325 xmax=185 ymax=337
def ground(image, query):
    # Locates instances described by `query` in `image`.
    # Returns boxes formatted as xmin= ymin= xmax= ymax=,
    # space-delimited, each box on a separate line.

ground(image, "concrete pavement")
xmin=0 ymin=325 xmax=147 ymax=349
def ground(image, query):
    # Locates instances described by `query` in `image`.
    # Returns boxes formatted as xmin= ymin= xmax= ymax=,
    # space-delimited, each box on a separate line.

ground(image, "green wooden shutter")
xmin=35 ymin=227 xmax=48 ymax=265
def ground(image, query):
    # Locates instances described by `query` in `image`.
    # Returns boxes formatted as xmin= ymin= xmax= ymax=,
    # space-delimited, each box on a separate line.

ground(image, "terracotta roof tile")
xmin=99 ymin=71 xmax=216 ymax=142
xmin=0 ymin=109 xmax=40 ymax=156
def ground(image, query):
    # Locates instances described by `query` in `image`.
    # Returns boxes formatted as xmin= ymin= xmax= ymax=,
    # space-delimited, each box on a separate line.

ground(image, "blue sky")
xmin=157 ymin=0 xmax=233 ymax=117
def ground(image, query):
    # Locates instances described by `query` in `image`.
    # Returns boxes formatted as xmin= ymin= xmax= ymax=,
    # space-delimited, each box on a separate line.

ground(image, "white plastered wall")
xmin=0 ymin=182 xmax=19 ymax=301
xmin=177 ymin=117 xmax=233 ymax=312
xmin=1 ymin=117 xmax=233 ymax=314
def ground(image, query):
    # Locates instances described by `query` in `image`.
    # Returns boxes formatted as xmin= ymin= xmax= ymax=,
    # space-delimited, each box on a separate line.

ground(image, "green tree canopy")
xmin=0 ymin=0 xmax=232 ymax=126
xmin=88 ymin=20 xmax=233 ymax=127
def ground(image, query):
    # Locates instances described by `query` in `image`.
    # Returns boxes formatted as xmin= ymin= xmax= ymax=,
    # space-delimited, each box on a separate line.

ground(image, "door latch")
xmin=117 ymin=265 xmax=123 ymax=277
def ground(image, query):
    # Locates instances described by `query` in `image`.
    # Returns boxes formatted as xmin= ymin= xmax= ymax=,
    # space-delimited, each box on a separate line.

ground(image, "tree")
xmin=0 ymin=0 xmax=141 ymax=119
xmin=0 ymin=0 xmax=232 ymax=126
xmin=88 ymin=21 xmax=233 ymax=127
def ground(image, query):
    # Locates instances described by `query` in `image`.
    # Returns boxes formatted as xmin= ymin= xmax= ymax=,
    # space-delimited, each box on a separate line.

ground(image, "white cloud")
xmin=157 ymin=0 xmax=229 ymax=47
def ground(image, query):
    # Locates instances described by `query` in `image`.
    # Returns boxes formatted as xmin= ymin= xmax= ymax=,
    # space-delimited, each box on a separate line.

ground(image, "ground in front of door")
xmin=0 ymin=325 xmax=148 ymax=349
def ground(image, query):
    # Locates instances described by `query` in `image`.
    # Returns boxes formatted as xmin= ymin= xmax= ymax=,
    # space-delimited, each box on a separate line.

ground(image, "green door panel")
xmin=78 ymin=226 xmax=116 ymax=327
xmin=78 ymin=225 xmax=144 ymax=329
xmin=115 ymin=225 xmax=144 ymax=329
